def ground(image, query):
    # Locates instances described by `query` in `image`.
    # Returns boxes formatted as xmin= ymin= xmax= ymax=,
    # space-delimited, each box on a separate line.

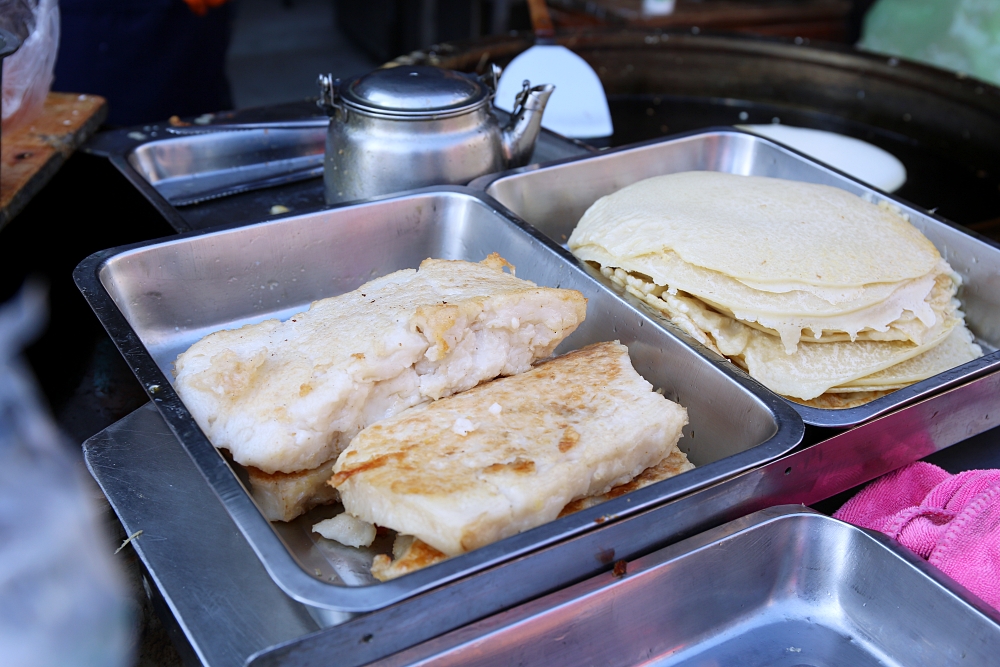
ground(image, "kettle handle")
xmin=482 ymin=63 xmax=502 ymax=96
xmin=316 ymin=73 xmax=343 ymax=116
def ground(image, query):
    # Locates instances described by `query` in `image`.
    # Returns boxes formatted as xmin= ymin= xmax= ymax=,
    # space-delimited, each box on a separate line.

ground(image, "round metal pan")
xmin=397 ymin=30 xmax=1000 ymax=238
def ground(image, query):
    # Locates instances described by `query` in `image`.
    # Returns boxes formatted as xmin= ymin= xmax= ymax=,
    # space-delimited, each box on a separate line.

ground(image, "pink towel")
xmin=834 ymin=461 xmax=1000 ymax=611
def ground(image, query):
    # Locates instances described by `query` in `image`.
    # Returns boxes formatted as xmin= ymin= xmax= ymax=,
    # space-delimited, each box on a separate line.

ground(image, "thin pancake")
xmin=568 ymin=171 xmax=941 ymax=290
xmin=574 ymin=241 xmax=953 ymax=353
xmin=833 ymin=325 xmax=981 ymax=389
xmin=616 ymin=270 xmax=960 ymax=400
xmin=789 ymin=390 xmax=893 ymax=410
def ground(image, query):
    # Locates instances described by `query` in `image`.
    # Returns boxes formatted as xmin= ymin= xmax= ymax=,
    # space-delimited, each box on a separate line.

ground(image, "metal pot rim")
xmin=337 ymin=94 xmax=494 ymax=120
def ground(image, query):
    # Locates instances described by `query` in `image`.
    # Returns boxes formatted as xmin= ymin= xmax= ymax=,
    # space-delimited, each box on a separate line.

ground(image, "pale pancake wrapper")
xmin=570 ymin=172 xmax=982 ymax=403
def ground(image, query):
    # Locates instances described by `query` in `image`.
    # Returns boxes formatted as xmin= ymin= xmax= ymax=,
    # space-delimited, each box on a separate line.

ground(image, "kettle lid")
xmin=340 ymin=66 xmax=491 ymax=115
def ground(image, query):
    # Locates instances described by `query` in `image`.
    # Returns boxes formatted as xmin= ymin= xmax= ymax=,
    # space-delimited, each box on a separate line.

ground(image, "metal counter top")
xmin=84 ymin=404 xmax=320 ymax=667
xmin=85 ymin=368 xmax=1000 ymax=667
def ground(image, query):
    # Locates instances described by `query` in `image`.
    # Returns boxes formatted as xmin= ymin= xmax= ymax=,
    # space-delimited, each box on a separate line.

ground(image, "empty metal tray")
xmin=75 ymin=186 xmax=802 ymax=611
xmin=84 ymin=108 xmax=594 ymax=229
xmin=470 ymin=129 xmax=1000 ymax=428
xmin=128 ymin=123 xmax=328 ymax=207
xmin=368 ymin=506 xmax=1000 ymax=667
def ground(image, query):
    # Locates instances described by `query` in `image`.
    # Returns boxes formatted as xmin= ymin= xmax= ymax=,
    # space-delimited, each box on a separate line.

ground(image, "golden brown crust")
xmin=371 ymin=539 xmax=448 ymax=581
xmin=786 ymin=390 xmax=894 ymax=410
xmin=334 ymin=341 xmax=688 ymax=557
xmin=246 ymin=460 xmax=341 ymax=522
xmin=370 ymin=447 xmax=695 ymax=580
xmin=334 ymin=343 xmax=633 ymax=497
xmin=174 ymin=254 xmax=587 ymax=477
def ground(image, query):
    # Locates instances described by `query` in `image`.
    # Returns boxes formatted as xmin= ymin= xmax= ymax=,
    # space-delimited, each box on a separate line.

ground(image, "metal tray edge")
xmin=245 ymin=370 xmax=1000 ymax=667
xmin=469 ymin=127 xmax=1000 ymax=428
xmin=352 ymin=506 xmax=1000 ymax=667
xmin=73 ymin=185 xmax=805 ymax=612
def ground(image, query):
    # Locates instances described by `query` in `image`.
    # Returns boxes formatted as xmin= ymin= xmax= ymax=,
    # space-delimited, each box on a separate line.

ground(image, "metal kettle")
xmin=317 ymin=65 xmax=554 ymax=205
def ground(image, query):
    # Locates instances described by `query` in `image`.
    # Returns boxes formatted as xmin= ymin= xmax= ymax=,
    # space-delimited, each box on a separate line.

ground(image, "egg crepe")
xmin=331 ymin=341 xmax=689 ymax=558
xmin=570 ymin=172 xmax=940 ymax=287
xmin=615 ymin=269 xmax=979 ymax=400
xmin=799 ymin=326 xmax=983 ymax=408
xmin=577 ymin=245 xmax=949 ymax=352
xmin=569 ymin=172 xmax=982 ymax=405
xmin=831 ymin=325 xmax=981 ymax=390
xmin=174 ymin=254 xmax=587 ymax=521
xmin=569 ymin=172 xmax=954 ymax=352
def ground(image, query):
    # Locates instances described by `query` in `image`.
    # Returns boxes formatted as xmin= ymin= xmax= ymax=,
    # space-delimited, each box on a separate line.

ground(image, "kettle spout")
xmin=501 ymin=82 xmax=555 ymax=168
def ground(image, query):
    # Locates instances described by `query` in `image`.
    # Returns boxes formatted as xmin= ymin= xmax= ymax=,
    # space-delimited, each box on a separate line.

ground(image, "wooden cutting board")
xmin=1 ymin=92 xmax=107 ymax=230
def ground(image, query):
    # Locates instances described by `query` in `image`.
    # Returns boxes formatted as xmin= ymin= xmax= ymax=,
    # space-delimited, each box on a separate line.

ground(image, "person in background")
xmin=54 ymin=0 xmax=234 ymax=126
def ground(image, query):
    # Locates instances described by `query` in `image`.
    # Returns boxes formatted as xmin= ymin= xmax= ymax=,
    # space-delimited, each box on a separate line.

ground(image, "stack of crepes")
xmin=568 ymin=171 xmax=983 ymax=408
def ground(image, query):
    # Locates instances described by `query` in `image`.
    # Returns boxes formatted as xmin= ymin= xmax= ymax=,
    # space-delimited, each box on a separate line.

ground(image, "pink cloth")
xmin=834 ymin=462 xmax=1000 ymax=611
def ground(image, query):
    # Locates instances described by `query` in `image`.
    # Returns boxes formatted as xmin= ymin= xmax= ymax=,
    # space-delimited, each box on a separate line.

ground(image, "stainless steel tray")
xmin=84 ymin=370 xmax=1000 ymax=667
xmin=128 ymin=123 xmax=328 ymax=207
xmin=470 ymin=129 xmax=1000 ymax=428
xmin=74 ymin=187 xmax=803 ymax=612
xmin=366 ymin=506 xmax=1000 ymax=667
xmin=84 ymin=107 xmax=595 ymax=232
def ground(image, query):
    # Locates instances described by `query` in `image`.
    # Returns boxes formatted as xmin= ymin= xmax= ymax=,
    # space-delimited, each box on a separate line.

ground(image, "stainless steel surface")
xmin=165 ymin=119 xmax=329 ymax=136
xmin=127 ymin=125 xmax=328 ymax=207
xmin=366 ymin=506 xmax=1000 ymax=667
xmin=85 ymin=373 xmax=1000 ymax=667
xmin=318 ymin=65 xmax=554 ymax=204
xmin=338 ymin=66 xmax=490 ymax=115
xmin=83 ymin=406 xmax=321 ymax=667
xmin=166 ymin=162 xmax=324 ymax=207
xmin=84 ymin=104 xmax=593 ymax=232
xmin=471 ymin=128 xmax=1000 ymax=428
xmin=75 ymin=187 xmax=802 ymax=612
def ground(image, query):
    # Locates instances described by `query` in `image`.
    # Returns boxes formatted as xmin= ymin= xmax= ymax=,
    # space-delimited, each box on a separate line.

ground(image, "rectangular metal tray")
xmin=128 ymin=124 xmax=328 ymax=207
xmin=470 ymin=129 xmax=1000 ymax=428
xmin=84 ymin=370 xmax=1000 ymax=667
xmin=83 ymin=107 xmax=594 ymax=231
xmin=74 ymin=187 xmax=802 ymax=612
xmin=366 ymin=506 xmax=1000 ymax=667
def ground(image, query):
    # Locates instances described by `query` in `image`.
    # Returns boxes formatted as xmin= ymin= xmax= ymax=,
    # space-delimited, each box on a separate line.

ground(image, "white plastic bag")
xmin=1 ymin=0 xmax=59 ymax=134
xmin=0 ymin=283 xmax=133 ymax=667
